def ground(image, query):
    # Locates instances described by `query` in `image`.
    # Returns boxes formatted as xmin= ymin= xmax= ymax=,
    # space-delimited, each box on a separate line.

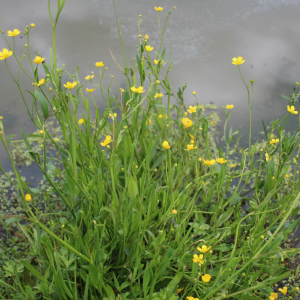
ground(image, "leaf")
xmin=36 ymin=91 xmax=49 ymax=119
xmin=128 ymin=176 xmax=138 ymax=199
xmin=55 ymin=0 xmax=66 ymax=24
xmin=280 ymin=93 xmax=290 ymax=101
xmin=21 ymin=260 xmax=46 ymax=282
xmin=216 ymin=207 xmax=234 ymax=227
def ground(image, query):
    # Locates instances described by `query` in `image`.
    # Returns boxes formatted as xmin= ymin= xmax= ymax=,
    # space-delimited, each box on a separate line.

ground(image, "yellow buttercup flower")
xmin=85 ymin=75 xmax=94 ymax=80
xmin=109 ymin=113 xmax=117 ymax=118
xmin=33 ymin=56 xmax=45 ymax=64
xmin=192 ymin=254 xmax=204 ymax=264
xmin=176 ymin=287 xmax=184 ymax=294
xmin=287 ymin=105 xmax=298 ymax=114
xmin=270 ymin=138 xmax=279 ymax=144
xmin=225 ymin=104 xmax=234 ymax=109
xmin=269 ymin=292 xmax=278 ymax=300
xmin=7 ymin=29 xmax=21 ymax=37
xmin=182 ymin=117 xmax=193 ymax=129
xmin=144 ymin=34 xmax=149 ymax=40
xmin=186 ymin=297 xmax=199 ymax=300
xmin=100 ymin=135 xmax=112 ymax=147
xmin=154 ymin=59 xmax=164 ymax=65
xmin=154 ymin=7 xmax=163 ymax=12
xmin=158 ymin=114 xmax=163 ymax=119
xmin=25 ymin=194 xmax=32 ymax=202
xmin=197 ymin=245 xmax=212 ymax=253
xmin=64 ymin=82 xmax=77 ymax=89
xmin=193 ymin=91 xmax=196 ymax=95
xmin=154 ymin=93 xmax=163 ymax=98
xmin=145 ymin=45 xmax=154 ymax=52
xmin=95 ymin=61 xmax=104 ymax=68
xmin=78 ymin=119 xmax=84 ymax=124
xmin=285 ymin=174 xmax=291 ymax=178
xmin=163 ymin=141 xmax=171 ymax=149
xmin=232 ymin=56 xmax=245 ymax=65
xmin=201 ymin=274 xmax=212 ymax=283
xmin=216 ymin=158 xmax=227 ymax=164
xmin=203 ymin=159 xmax=216 ymax=166
xmin=171 ymin=209 xmax=177 ymax=214
xmin=265 ymin=153 xmax=271 ymax=162
xmin=189 ymin=134 xmax=195 ymax=140
xmin=131 ymin=86 xmax=145 ymax=93
xmin=39 ymin=130 xmax=44 ymax=135
xmin=34 ymin=78 xmax=45 ymax=86
xmin=0 ymin=116 xmax=3 ymax=119
xmin=187 ymin=106 xmax=197 ymax=113
xmin=185 ymin=144 xmax=196 ymax=151
xmin=278 ymin=287 xmax=287 ymax=295
xmin=86 ymin=88 xmax=96 ymax=93
xmin=30 ymin=23 xmax=35 ymax=28
xmin=0 ymin=48 xmax=13 ymax=60
xmin=230 ymin=163 xmax=237 ymax=168
xmin=147 ymin=119 xmax=152 ymax=125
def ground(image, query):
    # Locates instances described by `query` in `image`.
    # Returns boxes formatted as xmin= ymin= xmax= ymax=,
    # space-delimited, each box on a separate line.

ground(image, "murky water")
xmin=1 ymin=0 xmax=300 ymax=171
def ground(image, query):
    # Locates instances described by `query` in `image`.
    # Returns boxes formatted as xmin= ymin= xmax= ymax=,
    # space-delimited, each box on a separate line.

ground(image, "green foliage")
xmin=1 ymin=1 xmax=300 ymax=300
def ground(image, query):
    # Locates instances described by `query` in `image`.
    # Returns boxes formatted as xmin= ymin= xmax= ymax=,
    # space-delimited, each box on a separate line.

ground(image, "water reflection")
xmin=1 ymin=0 xmax=300 ymax=170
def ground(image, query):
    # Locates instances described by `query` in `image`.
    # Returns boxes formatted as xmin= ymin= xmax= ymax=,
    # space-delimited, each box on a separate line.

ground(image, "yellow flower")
xmin=203 ymin=159 xmax=216 ymax=166
xmin=163 ymin=141 xmax=171 ymax=149
xmin=193 ymin=254 xmax=204 ymax=264
xmin=31 ymin=23 xmax=35 ymax=28
xmin=193 ymin=91 xmax=196 ymax=95
xmin=145 ymin=45 xmax=154 ymax=52
xmin=269 ymin=293 xmax=278 ymax=300
xmin=187 ymin=106 xmax=197 ymax=113
xmin=0 ymin=116 xmax=3 ymax=119
xmin=144 ymin=34 xmax=149 ymax=40
xmin=261 ymin=235 xmax=265 ymax=239
xmin=25 ymin=194 xmax=32 ymax=202
xmin=171 ymin=209 xmax=177 ymax=214
xmin=184 ymin=112 xmax=188 ymax=116
xmin=182 ymin=118 xmax=193 ymax=129
xmin=85 ymin=75 xmax=94 ymax=80
xmin=265 ymin=153 xmax=271 ymax=162
xmin=154 ymin=7 xmax=163 ymax=12
xmin=109 ymin=113 xmax=117 ymax=118
xmin=176 ymin=287 xmax=184 ymax=294
xmin=54 ymin=138 xmax=59 ymax=141
xmin=78 ymin=118 xmax=84 ymax=124
xmin=278 ymin=287 xmax=287 ymax=295
xmin=201 ymin=274 xmax=212 ymax=283
xmin=225 ymin=104 xmax=234 ymax=109
xmin=216 ymin=158 xmax=227 ymax=164
xmin=39 ymin=130 xmax=44 ymax=135
xmin=100 ymin=135 xmax=112 ymax=147
xmin=232 ymin=56 xmax=245 ymax=65
xmin=155 ymin=93 xmax=163 ymax=98
xmin=147 ymin=119 xmax=152 ymax=125
xmin=0 ymin=48 xmax=13 ymax=60
xmin=285 ymin=174 xmax=291 ymax=178
xmin=131 ymin=86 xmax=145 ymax=93
xmin=95 ymin=61 xmax=104 ymax=68
xmin=33 ymin=56 xmax=45 ymax=64
xmin=270 ymin=138 xmax=279 ymax=144
xmin=185 ymin=144 xmax=196 ymax=151
xmin=197 ymin=245 xmax=212 ymax=253
xmin=154 ymin=59 xmax=164 ymax=65
xmin=63 ymin=82 xmax=77 ymax=89
xmin=7 ymin=29 xmax=21 ymax=37
xmin=186 ymin=297 xmax=199 ymax=300
xmin=230 ymin=163 xmax=237 ymax=168
xmin=158 ymin=114 xmax=163 ymax=119
xmin=86 ymin=88 xmax=96 ymax=93
xmin=189 ymin=133 xmax=195 ymax=140
xmin=287 ymin=105 xmax=298 ymax=114
xmin=260 ymin=148 xmax=264 ymax=151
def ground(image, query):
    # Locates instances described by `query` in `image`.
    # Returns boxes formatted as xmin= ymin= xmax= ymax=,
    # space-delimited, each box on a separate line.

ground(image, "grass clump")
xmin=1 ymin=1 xmax=300 ymax=299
